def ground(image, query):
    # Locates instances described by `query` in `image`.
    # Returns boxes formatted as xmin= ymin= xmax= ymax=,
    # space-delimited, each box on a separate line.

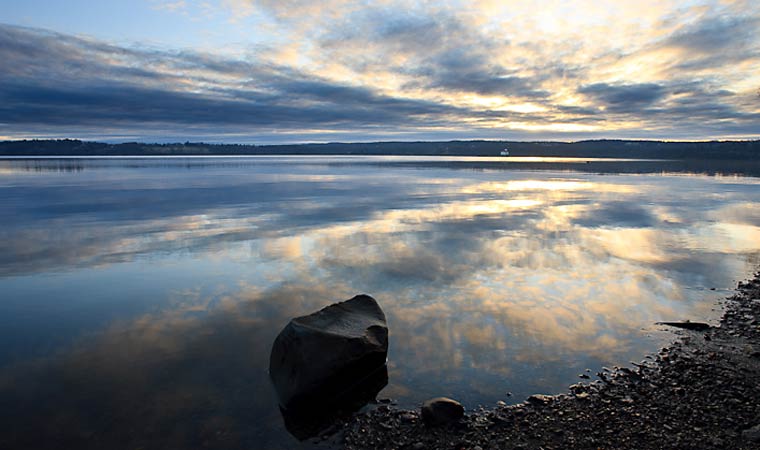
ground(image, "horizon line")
xmin=3 ymin=137 xmax=760 ymax=146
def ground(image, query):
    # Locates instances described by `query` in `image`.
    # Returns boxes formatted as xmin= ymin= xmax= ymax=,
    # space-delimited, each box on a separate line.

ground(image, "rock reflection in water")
xmin=280 ymin=365 xmax=388 ymax=440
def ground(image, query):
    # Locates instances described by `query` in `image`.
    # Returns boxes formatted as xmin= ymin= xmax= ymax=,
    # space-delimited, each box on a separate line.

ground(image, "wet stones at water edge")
xmin=421 ymin=397 xmax=465 ymax=426
xmin=269 ymin=294 xmax=388 ymax=412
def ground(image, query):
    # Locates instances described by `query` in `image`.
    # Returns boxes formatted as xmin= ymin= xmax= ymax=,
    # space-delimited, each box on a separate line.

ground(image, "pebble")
xmin=421 ymin=397 xmax=464 ymax=426
xmin=400 ymin=413 xmax=417 ymax=423
xmin=526 ymin=394 xmax=552 ymax=405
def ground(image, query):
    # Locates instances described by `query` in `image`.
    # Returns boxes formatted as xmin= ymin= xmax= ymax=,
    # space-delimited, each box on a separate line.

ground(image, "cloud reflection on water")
xmin=0 ymin=159 xmax=759 ymax=448
xmin=0 ymin=283 xmax=350 ymax=449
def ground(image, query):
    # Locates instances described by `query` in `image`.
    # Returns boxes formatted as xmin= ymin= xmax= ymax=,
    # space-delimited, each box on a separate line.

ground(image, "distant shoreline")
xmin=1 ymin=139 xmax=759 ymax=160
xmin=0 ymin=155 xmax=667 ymax=162
xmin=4 ymin=152 xmax=760 ymax=177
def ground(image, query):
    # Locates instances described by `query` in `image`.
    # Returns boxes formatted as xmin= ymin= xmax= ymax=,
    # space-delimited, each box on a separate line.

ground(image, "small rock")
xmin=490 ymin=414 xmax=509 ymax=425
xmin=421 ymin=397 xmax=464 ymax=426
xmin=711 ymin=438 xmax=725 ymax=447
xmin=527 ymin=394 xmax=553 ymax=405
xmin=400 ymin=413 xmax=417 ymax=423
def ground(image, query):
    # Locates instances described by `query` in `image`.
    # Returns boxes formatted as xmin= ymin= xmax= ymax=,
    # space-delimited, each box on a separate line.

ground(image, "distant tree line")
xmin=1 ymin=138 xmax=758 ymax=159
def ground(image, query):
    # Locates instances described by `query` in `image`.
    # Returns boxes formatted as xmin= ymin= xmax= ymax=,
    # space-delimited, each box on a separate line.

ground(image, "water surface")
xmin=1 ymin=156 xmax=759 ymax=449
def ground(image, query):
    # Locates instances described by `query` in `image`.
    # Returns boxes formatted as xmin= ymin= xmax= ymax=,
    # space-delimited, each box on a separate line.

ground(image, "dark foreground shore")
xmin=323 ymin=272 xmax=760 ymax=449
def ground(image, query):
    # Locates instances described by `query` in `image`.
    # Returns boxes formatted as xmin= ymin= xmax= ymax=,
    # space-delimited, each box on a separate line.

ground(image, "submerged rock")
xmin=421 ymin=397 xmax=465 ymax=425
xmin=269 ymin=294 xmax=388 ymax=411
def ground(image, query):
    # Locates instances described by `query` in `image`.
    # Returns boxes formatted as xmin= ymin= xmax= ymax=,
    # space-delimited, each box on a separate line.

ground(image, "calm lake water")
xmin=1 ymin=156 xmax=759 ymax=449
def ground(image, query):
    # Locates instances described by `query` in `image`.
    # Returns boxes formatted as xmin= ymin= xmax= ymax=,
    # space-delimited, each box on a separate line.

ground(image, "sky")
xmin=0 ymin=0 xmax=759 ymax=143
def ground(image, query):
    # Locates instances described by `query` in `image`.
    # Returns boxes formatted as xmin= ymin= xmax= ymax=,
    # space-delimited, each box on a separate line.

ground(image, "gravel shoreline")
xmin=323 ymin=272 xmax=760 ymax=449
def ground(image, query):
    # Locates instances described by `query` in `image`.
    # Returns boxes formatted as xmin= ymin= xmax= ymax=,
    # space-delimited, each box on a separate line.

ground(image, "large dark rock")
xmin=421 ymin=397 xmax=464 ymax=426
xmin=269 ymin=294 xmax=388 ymax=411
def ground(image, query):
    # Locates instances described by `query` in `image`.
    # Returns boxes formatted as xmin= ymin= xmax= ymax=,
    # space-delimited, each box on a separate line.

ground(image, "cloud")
xmin=663 ymin=15 xmax=759 ymax=54
xmin=0 ymin=79 xmax=455 ymax=127
xmin=317 ymin=8 xmax=550 ymax=99
xmin=0 ymin=25 xmax=463 ymax=133
xmin=223 ymin=0 xmax=354 ymax=21
xmin=578 ymin=83 xmax=667 ymax=112
xmin=151 ymin=0 xmax=188 ymax=13
xmin=653 ymin=14 xmax=760 ymax=73
xmin=573 ymin=201 xmax=658 ymax=228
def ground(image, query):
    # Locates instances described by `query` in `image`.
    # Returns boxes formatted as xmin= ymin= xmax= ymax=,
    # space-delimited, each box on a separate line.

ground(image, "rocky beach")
xmin=319 ymin=272 xmax=760 ymax=449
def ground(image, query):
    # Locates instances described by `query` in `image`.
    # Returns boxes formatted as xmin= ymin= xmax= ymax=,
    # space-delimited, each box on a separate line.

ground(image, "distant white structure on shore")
xmin=500 ymin=148 xmax=510 ymax=156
